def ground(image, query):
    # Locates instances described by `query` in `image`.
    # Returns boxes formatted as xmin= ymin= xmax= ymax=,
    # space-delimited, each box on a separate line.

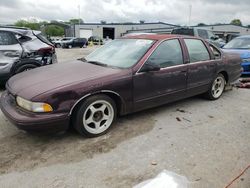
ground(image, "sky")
xmin=0 ymin=0 xmax=250 ymax=26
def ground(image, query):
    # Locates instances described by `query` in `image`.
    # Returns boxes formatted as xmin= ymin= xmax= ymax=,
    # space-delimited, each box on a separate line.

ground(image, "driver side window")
xmin=147 ymin=39 xmax=183 ymax=68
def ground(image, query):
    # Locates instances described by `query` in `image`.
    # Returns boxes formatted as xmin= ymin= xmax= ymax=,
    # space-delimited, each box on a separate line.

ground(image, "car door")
xmin=0 ymin=31 xmax=22 ymax=76
xmin=183 ymin=38 xmax=217 ymax=96
xmin=133 ymin=39 xmax=188 ymax=111
xmin=72 ymin=38 xmax=78 ymax=47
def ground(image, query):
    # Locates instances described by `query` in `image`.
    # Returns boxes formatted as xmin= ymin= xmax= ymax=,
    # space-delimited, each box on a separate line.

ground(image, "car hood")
xmin=7 ymin=61 xmax=123 ymax=100
xmin=222 ymin=48 xmax=250 ymax=59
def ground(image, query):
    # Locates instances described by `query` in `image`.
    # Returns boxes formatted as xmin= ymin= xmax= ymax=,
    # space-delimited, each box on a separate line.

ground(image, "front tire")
xmin=205 ymin=73 xmax=226 ymax=100
xmin=73 ymin=95 xmax=117 ymax=137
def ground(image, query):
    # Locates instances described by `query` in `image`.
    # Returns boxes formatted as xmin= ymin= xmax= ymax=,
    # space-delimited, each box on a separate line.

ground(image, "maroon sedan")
xmin=0 ymin=34 xmax=242 ymax=137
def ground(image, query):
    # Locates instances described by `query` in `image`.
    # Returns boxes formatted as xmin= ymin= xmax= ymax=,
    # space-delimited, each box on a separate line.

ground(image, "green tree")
xmin=197 ymin=23 xmax=206 ymax=26
xmin=69 ymin=18 xmax=84 ymax=24
xmin=230 ymin=19 xmax=242 ymax=26
xmin=44 ymin=25 xmax=64 ymax=36
xmin=15 ymin=20 xmax=40 ymax=30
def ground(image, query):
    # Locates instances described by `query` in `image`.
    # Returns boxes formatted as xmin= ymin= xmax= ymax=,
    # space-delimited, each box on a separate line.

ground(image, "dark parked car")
xmin=171 ymin=27 xmax=226 ymax=47
xmin=88 ymin=36 xmax=103 ymax=45
xmin=0 ymin=34 xmax=241 ymax=137
xmin=222 ymin=35 xmax=250 ymax=75
xmin=62 ymin=38 xmax=88 ymax=48
xmin=0 ymin=27 xmax=57 ymax=84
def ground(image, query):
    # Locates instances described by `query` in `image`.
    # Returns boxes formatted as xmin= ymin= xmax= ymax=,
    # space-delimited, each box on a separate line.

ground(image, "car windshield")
xmin=85 ymin=39 xmax=154 ymax=68
xmin=223 ymin=38 xmax=250 ymax=49
xmin=36 ymin=33 xmax=53 ymax=45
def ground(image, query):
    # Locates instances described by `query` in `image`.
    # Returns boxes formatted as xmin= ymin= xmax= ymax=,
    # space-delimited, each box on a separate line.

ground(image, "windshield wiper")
xmin=78 ymin=58 xmax=118 ymax=68
xmin=86 ymin=60 xmax=108 ymax=67
xmin=77 ymin=57 xmax=87 ymax=62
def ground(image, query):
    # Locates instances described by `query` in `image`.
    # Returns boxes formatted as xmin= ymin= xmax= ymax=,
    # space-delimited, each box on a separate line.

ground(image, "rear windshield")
xmin=36 ymin=33 xmax=53 ymax=45
xmin=171 ymin=28 xmax=194 ymax=36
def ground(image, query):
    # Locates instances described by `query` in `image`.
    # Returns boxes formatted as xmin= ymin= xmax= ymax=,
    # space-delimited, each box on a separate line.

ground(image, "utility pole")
xmin=78 ymin=3 xmax=81 ymax=25
xmin=188 ymin=4 xmax=192 ymax=26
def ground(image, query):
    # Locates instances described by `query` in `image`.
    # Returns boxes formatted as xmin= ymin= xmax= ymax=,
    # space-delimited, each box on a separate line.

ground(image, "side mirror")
xmin=211 ymin=35 xmax=219 ymax=40
xmin=140 ymin=62 xmax=161 ymax=72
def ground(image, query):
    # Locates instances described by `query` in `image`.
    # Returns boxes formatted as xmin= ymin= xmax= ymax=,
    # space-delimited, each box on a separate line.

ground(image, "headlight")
xmin=16 ymin=96 xmax=53 ymax=112
xmin=242 ymin=58 xmax=250 ymax=63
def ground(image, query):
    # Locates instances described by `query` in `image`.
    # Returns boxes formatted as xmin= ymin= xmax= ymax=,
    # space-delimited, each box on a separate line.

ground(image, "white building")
xmin=69 ymin=22 xmax=178 ymax=39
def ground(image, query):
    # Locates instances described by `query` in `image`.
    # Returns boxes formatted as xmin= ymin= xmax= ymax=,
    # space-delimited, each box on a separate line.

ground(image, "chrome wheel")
xmin=82 ymin=100 xmax=114 ymax=135
xmin=211 ymin=76 xmax=225 ymax=98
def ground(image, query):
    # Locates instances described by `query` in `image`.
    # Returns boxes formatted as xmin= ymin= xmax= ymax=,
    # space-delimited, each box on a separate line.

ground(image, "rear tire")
xmin=14 ymin=64 xmax=38 ymax=74
xmin=73 ymin=95 xmax=117 ymax=137
xmin=205 ymin=73 xmax=226 ymax=100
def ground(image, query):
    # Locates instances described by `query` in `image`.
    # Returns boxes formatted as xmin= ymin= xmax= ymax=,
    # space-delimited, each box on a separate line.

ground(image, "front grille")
xmin=7 ymin=91 xmax=16 ymax=105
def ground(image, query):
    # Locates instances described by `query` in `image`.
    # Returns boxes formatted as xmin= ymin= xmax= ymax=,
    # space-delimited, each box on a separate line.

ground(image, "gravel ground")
xmin=0 ymin=47 xmax=249 ymax=188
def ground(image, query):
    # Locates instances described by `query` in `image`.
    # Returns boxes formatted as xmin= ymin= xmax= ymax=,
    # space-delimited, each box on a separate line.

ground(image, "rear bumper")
xmin=0 ymin=91 xmax=70 ymax=132
xmin=241 ymin=62 xmax=250 ymax=75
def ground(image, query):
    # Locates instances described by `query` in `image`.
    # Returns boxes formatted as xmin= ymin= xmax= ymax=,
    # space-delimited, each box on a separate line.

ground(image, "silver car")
xmin=0 ymin=27 xmax=57 ymax=84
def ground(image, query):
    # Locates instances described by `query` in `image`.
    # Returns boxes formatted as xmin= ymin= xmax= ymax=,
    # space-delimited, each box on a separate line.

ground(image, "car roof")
xmin=236 ymin=35 xmax=250 ymax=39
xmin=124 ymin=34 xmax=196 ymax=40
xmin=0 ymin=27 xmax=37 ymax=36
xmin=0 ymin=27 xmax=30 ymax=35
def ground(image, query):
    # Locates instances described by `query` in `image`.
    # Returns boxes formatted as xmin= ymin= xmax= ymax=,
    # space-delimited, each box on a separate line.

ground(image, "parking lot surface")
xmin=0 ymin=47 xmax=249 ymax=188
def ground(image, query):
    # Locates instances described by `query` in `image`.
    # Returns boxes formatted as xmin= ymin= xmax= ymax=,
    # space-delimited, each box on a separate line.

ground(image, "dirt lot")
xmin=0 ymin=47 xmax=249 ymax=188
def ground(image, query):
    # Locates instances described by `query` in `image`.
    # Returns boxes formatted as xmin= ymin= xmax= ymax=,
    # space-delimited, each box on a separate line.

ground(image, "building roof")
xmin=124 ymin=33 xmax=196 ymax=40
xmin=193 ymin=24 xmax=250 ymax=29
xmin=74 ymin=22 xmax=178 ymax=27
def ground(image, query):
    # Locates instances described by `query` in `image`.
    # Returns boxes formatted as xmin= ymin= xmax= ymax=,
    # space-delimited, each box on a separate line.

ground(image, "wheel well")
xmin=219 ymin=71 xmax=229 ymax=83
xmin=12 ymin=60 xmax=41 ymax=73
xmin=70 ymin=92 xmax=123 ymax=122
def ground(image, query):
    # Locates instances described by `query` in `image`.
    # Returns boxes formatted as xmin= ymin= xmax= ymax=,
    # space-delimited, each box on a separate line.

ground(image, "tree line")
xmin=14 ymin=19 xmax=84 ymax=37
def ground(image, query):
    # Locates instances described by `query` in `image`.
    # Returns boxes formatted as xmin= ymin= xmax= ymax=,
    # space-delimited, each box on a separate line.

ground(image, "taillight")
xmin=38 ymin=46 xmax=54 ymax=55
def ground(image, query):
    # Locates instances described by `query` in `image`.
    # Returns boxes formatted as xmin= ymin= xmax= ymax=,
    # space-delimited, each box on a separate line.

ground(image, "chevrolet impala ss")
xmin=0 ymin=34 xmax=242 ymax=137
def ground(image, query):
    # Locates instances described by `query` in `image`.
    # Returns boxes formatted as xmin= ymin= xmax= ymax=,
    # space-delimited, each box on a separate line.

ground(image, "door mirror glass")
xmin=140 ymin=62 xmax=161 ymax=72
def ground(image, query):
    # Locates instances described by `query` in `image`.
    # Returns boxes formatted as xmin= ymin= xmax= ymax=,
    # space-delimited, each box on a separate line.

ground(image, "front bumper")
xmin=0 ymin=91 xmax=69 ymax=132
xmin=241 ymin=62 xmax=250 ymax=75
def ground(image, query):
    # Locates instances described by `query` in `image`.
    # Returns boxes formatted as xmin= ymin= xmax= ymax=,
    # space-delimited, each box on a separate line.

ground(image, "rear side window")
xmin=171 ymin=28 xmax=194 ymax=36
xmin=197 ymin=29 xmax=209 ymax=39
xmin=184 ymin=39 xmax=210 ymax=63
xmin=147 ymin=39 xmax=183 ymax=68
xmin=0 ymin=31 xmax=18 ymax=45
